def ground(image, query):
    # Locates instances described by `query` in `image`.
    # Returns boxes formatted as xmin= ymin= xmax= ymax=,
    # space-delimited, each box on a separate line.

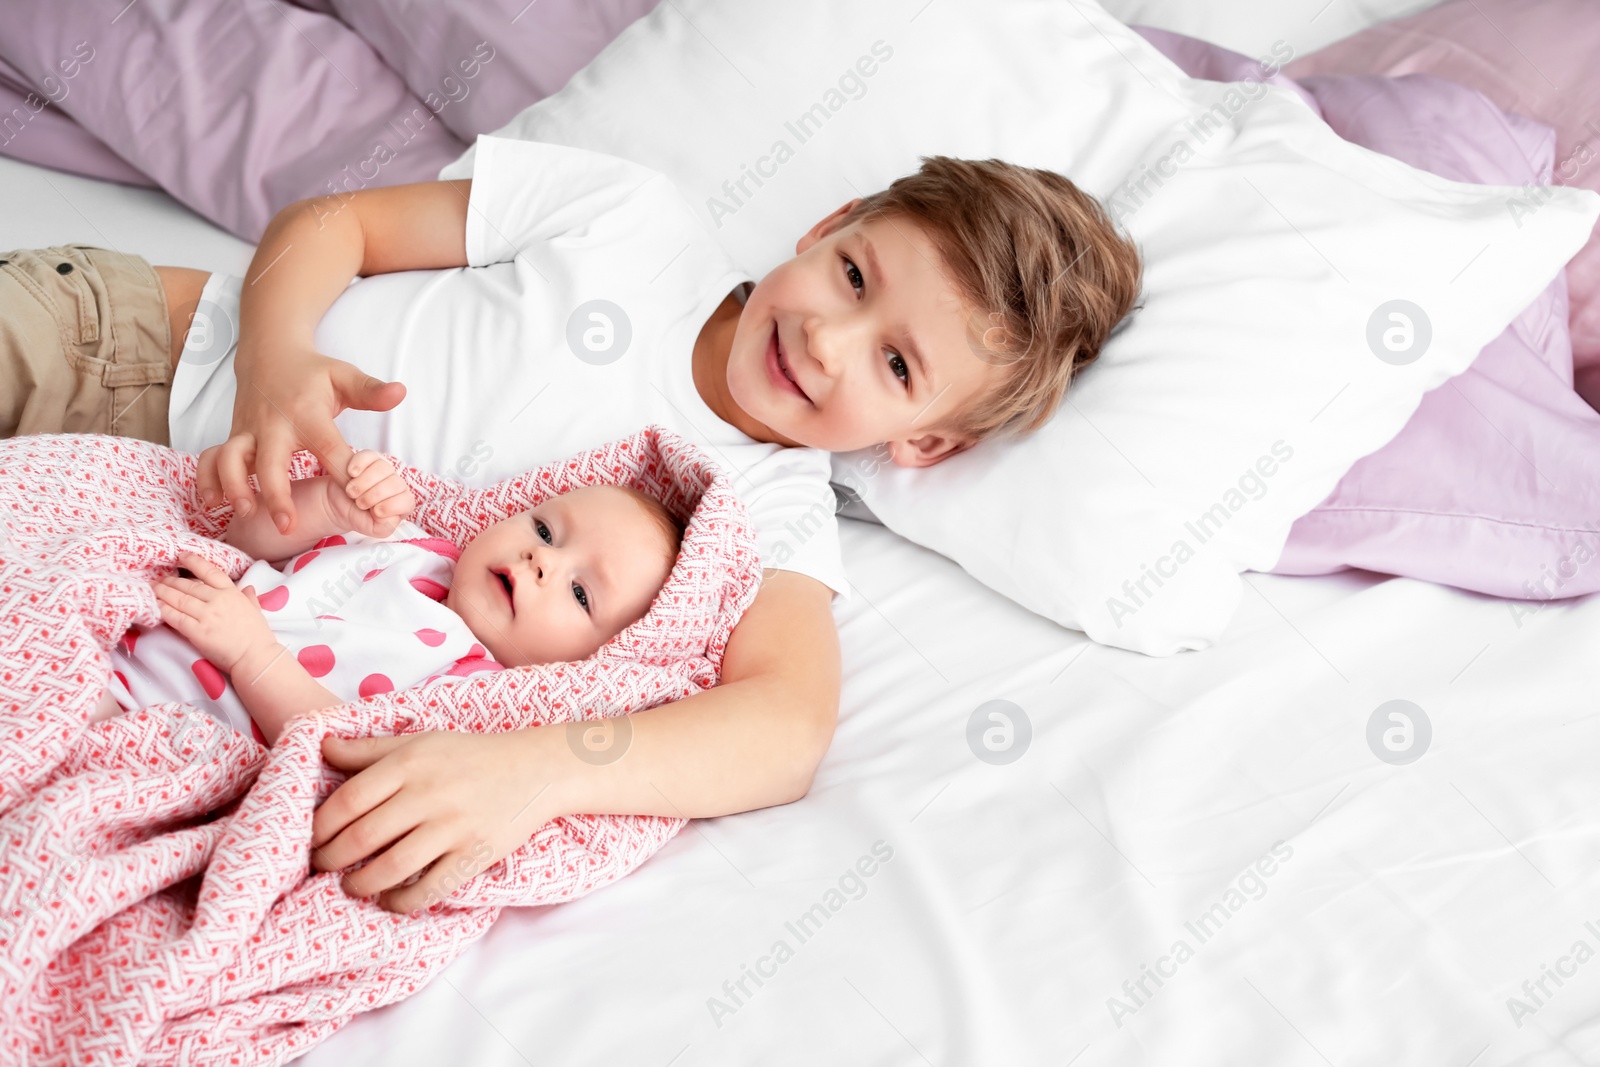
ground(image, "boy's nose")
xmin=804 ymin=317 xmax=848 ymax=378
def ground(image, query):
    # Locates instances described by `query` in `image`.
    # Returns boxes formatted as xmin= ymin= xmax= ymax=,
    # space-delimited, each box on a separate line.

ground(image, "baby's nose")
xmin=522 ymin=548 xmax=545 ymax=580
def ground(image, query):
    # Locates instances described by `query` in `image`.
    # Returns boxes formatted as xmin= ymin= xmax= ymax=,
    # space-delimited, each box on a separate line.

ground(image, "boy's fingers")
xmin=333 ymin=365 xmax=407 ymax=418
xmin=196 ymin=447 xmax=221 ymax=508
xmin=215 ymin=437 xmax=256 ymax=517
xmin=381 ymin=843 xmax=474 ymax=915
xmin=305 ymin=417 xmax=357 ymax=492
xmin=254 ymin=425 xmax=299 ymax=535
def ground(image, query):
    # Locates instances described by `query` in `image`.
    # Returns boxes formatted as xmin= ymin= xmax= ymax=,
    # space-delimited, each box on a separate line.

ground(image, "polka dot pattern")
xmin=256 ymin=585 xmax=289 ymax=612
xmin=358 ymin=674 xmax=394 ymax=698
xmin=408 ymin=576 xmax=447 ymax=601
xmin=297 ymin=645 xmax=336 ymax=678
xmin=190 ymin=658 xmax=226 ymax=700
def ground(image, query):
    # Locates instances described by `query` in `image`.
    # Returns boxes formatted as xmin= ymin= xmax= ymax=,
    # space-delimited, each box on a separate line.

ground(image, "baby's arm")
xmin=154 ymin=552 xmax=342 ymax=745
xmin=222 ymin=450 xmax=415 ymax=563
xmin=229 ymin=640 xmax=345 ymax=746
xmin=159 ymin=455 xmax=417 ymax=744
xmin=222 ymin=476 xmax=344 ymax=563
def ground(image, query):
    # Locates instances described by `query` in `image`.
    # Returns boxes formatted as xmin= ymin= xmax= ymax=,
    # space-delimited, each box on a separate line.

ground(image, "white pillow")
xmin=1097 ymin=0 xmax=1443 ymax=58
xmin=441 ymin=0 xmax=1599 ymax=655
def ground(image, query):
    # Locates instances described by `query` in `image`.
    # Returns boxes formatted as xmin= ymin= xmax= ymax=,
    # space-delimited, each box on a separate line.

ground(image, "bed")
xmin=5 ymin=1 xmax=1600 ymax=1063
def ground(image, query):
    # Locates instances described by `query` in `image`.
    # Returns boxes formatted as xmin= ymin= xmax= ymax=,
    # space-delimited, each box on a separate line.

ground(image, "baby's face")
xmin=446 ymin=484 xmax=676 ymax=667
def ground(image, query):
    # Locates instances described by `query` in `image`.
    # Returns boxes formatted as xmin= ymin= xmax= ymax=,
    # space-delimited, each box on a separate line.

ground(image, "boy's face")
xmin=725 ymin=203 xmax=1004 ymax=466
xmin=446 ymin=485 xmax=674 ymax=667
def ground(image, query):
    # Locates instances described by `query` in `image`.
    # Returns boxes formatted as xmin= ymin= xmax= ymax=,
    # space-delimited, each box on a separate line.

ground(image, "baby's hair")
xmin=610 ymin=484 xmax=686 ymax=568
xmin=835 ymin=156 xmax=1145 ymax=443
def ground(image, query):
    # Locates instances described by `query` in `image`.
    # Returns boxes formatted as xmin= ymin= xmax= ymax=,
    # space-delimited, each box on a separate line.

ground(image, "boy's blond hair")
xmin=836 ymin=156 xmax=1144 ymax=444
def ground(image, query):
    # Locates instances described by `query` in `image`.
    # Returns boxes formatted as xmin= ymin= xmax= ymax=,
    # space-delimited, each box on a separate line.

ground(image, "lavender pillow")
xmin=0 ymin=0 xmax=659 ymax=240
xmin=1134 ymin=25 xmax=1599 ymax=601
xmin=297 ymin=0 xmax=661 ymax=143
xmin=1284 ymin=0 xmax=1600 ymax=404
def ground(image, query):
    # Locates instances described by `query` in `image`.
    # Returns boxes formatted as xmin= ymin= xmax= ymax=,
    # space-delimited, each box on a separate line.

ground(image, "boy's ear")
xmin=796 ymin=198 xmax=865 ymax=254
xmin=886 ymin=431 xmax=977 ymax=469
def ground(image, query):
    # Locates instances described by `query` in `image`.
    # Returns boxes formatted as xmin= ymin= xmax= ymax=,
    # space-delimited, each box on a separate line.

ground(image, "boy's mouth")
xmin=767 ymin=323 xmax=811 ymax=404
xmin=493 ymin=568 xmax=515 ymax=612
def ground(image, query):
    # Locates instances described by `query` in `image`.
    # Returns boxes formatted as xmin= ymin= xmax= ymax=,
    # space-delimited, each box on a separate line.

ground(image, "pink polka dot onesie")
xmin=105 ymin=519 xmax=502 ymax=744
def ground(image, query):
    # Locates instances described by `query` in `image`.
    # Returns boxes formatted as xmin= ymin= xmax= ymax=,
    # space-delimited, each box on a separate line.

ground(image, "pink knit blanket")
xmin=0 ymin=425 xmax=761 ymax=1064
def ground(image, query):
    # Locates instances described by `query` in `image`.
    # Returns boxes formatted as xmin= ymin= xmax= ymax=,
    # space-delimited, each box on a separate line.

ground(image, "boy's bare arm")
xmin=540 ymin=569 xmax=840 ymax=816
xmin=243 ymin=179 xmax=474 ymax=349
xmin=199 ymin=179 xmax=473 ymax=532
xmin=313 ymin=568 xmax=842 ymax=908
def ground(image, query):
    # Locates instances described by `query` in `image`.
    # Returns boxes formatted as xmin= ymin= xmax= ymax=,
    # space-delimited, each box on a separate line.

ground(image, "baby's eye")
xmin=534 ymin=518 xmax=552 ymax=544
xmin=572 ymin=583 xmax=589 ymax=613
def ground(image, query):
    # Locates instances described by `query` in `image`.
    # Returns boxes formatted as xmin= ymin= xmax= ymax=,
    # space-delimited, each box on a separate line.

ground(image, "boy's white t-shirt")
xmin=168 ymin=134 xmax=848 ymax=601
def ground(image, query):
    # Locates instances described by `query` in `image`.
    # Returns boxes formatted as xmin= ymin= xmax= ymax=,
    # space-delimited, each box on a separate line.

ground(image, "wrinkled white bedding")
xmin=300 ymin=515 xmax=1600 ymax=1065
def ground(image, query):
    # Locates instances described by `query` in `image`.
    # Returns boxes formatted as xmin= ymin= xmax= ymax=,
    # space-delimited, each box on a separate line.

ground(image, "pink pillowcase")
xmin=1137 ymin=24 xmax=1600 ymax=605
xmin=1285 ymin=0 xmax=1600 ymax=410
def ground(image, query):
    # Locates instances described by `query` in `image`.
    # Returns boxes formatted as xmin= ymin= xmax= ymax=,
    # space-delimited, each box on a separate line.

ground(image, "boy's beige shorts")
xmin=0 ymin=245 xmax=173 ymax=445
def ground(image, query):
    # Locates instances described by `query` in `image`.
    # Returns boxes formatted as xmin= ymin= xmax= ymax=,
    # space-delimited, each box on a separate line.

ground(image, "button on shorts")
xmin=0 ymin=244 xmax=173 ymax=444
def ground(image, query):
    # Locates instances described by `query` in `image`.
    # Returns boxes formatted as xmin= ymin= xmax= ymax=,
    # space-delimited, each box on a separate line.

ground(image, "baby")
xmin=94 ymin=450 xmax=683 ymax=746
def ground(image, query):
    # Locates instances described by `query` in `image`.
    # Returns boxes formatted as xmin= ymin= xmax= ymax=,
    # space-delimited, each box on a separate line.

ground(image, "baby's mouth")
xmin=494 ymin=568 xmax=515 ymax=611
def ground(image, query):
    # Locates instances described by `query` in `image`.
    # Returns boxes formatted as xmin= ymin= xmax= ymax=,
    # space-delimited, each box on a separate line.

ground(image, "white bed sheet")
xmin=8 ymin=65 xmax=1600 ymax=1064
xmin=283 ymin=509 xmax=1600 ymax=1067
xmin=284 ymin=516 xmax=1599 ymax=1067
xmin=0 ymin=155 xmax=254 ymax=274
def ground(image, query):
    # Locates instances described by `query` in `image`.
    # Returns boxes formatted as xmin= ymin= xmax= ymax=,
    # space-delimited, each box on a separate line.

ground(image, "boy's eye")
xmin=534 ymin=517 xmax=552 ymax=544
xmin=572 ymin=583 xmax=589 ymax=612
xmin=886 ymin=353 xmax=910 ymax=385
xmin=843 ymin=255 xmax=864 ymax=295
xmin=840 ymin=254 xmax=912 ymax=391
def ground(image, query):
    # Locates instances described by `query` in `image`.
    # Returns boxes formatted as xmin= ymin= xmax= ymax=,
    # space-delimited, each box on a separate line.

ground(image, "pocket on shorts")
xmin=52 ymin=251 xmax=101 ymax=347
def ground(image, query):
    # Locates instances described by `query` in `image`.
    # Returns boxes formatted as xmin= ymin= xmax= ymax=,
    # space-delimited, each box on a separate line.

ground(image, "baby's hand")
xmin=153 ymin=552 xmax=280 ymax=675
xmin=326 ymin=450 xmax=416 ymax=539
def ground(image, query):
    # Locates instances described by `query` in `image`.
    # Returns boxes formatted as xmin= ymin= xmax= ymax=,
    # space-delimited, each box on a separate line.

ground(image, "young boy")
xmin=0 ymin=137 xmax=1142 ymax=913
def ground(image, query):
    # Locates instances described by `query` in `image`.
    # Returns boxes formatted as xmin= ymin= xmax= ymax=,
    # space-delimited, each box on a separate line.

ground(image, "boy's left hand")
xmin=310 ymin=729 xmax=563 ymax=915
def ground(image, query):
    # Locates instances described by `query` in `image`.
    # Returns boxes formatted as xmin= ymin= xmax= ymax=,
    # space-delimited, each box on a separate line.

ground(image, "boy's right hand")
xmin=196 ymin=341 xmax=406 ymax=535
xmin=324 ymin=450 xmax=417 ymax=539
